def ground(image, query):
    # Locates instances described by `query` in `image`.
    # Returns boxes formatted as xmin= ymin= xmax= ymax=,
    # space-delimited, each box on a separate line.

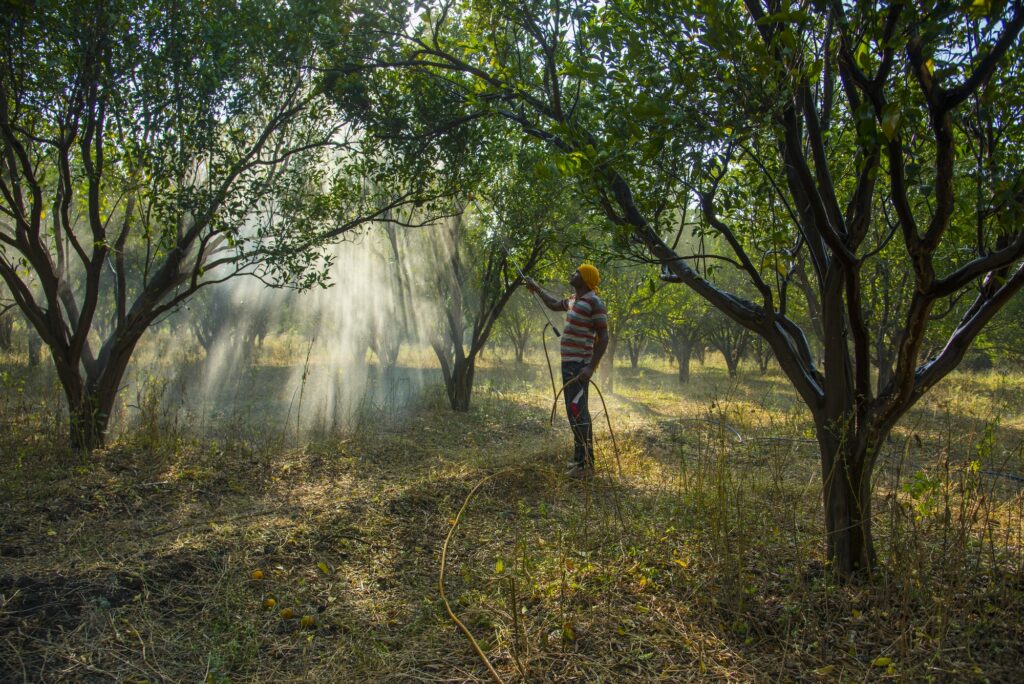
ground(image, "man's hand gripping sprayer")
xmin=513 ymin=262 xmax=560 ymax=337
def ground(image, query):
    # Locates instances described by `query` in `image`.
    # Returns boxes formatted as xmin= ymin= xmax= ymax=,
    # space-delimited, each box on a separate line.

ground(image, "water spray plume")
xmin=165 ymin=218 xmax=443 ymax=437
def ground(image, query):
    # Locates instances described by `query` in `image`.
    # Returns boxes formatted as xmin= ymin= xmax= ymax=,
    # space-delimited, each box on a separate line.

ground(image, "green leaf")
xmin=880 ymin=105 xmax=901 ymax=142
xmin=632 ymin=98 xmax=668 ymax=120
xmin=854 ymin=41 xmax=871 ymax=71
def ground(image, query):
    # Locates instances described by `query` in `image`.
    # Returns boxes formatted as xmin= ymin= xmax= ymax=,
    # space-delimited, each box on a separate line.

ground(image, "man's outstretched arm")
xmin=524 ymin=277 xmax=567 ymax=312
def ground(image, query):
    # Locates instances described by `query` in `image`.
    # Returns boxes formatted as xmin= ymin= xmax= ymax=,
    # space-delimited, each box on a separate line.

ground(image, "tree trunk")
xmin=817 ymin=426 xmax=879 ymax=576
xmin=874 ymin=335 xmax=895 ymax=389
xmin=723 ymin=350 xmax=739 ymax=377
xmin=372 ymin=336 xmax=401 ymax=370
xmin=0 ymin=311 xmax=12 ymax=351
xmin=627 ymin=336 xmax=645 ymax=369
xmin=52 ymin=323 xmax=146 ymax=450
xmin=602 ymin=337 xmax=617 ymax=393
xmin=67 ymin=386 xmax=116 ymax=451
xmin=672 ymin=339 xmax=692 ymax=384
xmin=750 ymin=337 xmax=772 ymax=374
xmin=447 ymin=356 xmax=476 ymax=412
xmin=707 ymin=323 xmax=747 ymax=378
xmin=384 ymin=340 xmax=401 ymax=369
xmin=28 ymin=333 xmax=41 ymax=366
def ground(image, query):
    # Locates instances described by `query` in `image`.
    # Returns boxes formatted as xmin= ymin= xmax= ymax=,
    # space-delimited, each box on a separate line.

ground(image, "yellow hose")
xmin=439 ymin=327 xmax=623 ymax=681
xmin=439 ymin=471 xmax=508 ymax=684
xmin=549 ymin=375 xmax=624 ymax=480
xmin=540 ymin=322 xmax=557 ymax=398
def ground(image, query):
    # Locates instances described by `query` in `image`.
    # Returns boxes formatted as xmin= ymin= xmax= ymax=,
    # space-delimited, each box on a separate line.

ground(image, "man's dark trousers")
xmin=561 ymin=361 xmax=593 ymax=468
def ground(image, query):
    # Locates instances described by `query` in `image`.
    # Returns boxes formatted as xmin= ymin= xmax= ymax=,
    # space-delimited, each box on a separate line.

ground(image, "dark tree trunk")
xmin=52 ymin=322 xmax=147 ymax=450
xmin=627 ymin=336 xmax=645 ymax=369
xmin=67 ymin=387 xmax=116 ymax=451
xmin=448 ymin=356 xmax=476 ymax=412
xmin=816 ymin=425 xmax=880 ymax=575
xmin=875 ymin=335 xmax=896 ymax=389
xmin=195 ymin=327 xmax=215 ymax=355
xmin=753 ymin=339 xmax=773 ymax=374
xmin=513 ymin=335 xmax=526 ymax=364
xmin=382 ymin=340 xmax=401 ymax=369
xmin=707 ymin=318 xmax=748 ymax=378
xmin=53 ymin=363 xmax=107 ymax=451
xmin=722 ymin=348 xmax=741 ymax=377
xmin=0 ymin=311 xmax=12 ymax=350
xmin=27 ymin=333 xmax=41 ymax=367
xmin=434 ymin=343 xmax=480 ymax=413
xmin=672 ymin=339 xmax=693 ymax=384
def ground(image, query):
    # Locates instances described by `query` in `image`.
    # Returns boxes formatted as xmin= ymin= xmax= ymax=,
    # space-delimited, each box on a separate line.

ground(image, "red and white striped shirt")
xmin=560 ymin=291 xmax=608 ymax=363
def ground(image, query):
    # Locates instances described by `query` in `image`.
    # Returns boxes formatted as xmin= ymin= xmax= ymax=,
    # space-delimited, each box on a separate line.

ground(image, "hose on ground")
xmin=438 ymin=470 xmax=509 ymax=684
xmin=549 ymin=374 xmax=623 ymax=480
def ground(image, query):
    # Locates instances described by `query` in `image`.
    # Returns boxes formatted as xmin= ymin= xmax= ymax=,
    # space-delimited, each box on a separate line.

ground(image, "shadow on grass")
xmin=2 ymin=355 xmax=1023 ymax=680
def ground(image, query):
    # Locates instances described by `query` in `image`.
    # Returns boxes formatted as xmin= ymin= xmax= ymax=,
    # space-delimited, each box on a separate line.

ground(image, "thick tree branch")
xmin=929 ymin=233 xmax=1024 ymax=297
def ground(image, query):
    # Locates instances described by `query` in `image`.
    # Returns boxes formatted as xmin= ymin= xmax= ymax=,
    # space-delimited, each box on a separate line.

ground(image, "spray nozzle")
xmin=512 ymin=260 xmax=561 ymax=337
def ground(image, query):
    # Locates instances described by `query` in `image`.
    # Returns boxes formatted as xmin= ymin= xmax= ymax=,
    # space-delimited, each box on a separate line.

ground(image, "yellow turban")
xmin=578 ymin=264 xmax=601 ymax=293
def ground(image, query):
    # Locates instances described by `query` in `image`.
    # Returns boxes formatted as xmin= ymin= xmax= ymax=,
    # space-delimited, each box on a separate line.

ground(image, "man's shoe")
xmin=568 ymin=451 xmax=592 ymax=469
xmin=566 ymin=464 xmax=594 ymax=480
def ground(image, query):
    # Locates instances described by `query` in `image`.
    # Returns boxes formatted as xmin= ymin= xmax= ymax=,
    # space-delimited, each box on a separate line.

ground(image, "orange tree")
xmin=426 ymin=141 xmax=567 ymax=411
xmin=0 ymin=0 xmax=440 ymax=448
xmin=336 ymin=0 xmax=1024 ymax=576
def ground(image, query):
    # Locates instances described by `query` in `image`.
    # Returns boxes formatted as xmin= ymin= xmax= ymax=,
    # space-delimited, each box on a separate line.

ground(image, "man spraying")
xmin=525 ymin=265 xmax=609 ymax=479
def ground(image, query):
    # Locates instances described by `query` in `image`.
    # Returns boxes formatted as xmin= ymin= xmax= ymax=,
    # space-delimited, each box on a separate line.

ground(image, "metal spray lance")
xmin=513 ymin=262 xmax=561 ymax=337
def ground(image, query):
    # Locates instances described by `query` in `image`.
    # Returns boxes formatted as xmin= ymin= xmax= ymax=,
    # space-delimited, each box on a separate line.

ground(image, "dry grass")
xmin=1 ymin=349 xmax=1022 ymax=682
